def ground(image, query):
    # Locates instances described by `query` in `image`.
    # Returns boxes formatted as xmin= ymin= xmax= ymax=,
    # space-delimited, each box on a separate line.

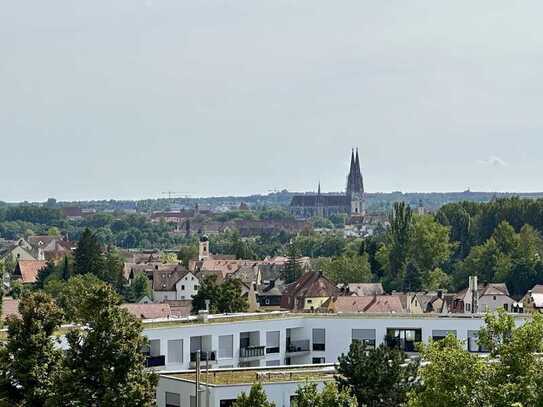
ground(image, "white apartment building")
xmin=157 ymin=364 xmax=334 ymax=407
xmin=142 ymin=311 xmax=529 ymax=372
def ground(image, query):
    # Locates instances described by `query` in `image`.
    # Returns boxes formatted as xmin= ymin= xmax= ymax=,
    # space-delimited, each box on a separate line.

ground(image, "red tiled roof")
xmin=1 ymin=298 xmax=20 ymax=321
xmin=14 ymin=260 xmax=47 ymax=284
xmin=328 ymin=295 xmax=404 ymax=313
xmin=121 ymin=303 xmax=171 ymax=320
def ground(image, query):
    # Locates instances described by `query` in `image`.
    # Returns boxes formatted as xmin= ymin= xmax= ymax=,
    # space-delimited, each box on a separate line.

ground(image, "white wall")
xmin=175 ymin=272 xmax=199 ymax=300
xmin=157 ymin=375 xmax=328 ymax=407
xmin=143 ymin=314 xmax=529 ymax=372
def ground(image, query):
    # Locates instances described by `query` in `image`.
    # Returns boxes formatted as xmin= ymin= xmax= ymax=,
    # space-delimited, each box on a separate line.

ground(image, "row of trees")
xmin=0 ymin=283 xmax=157 ymax=406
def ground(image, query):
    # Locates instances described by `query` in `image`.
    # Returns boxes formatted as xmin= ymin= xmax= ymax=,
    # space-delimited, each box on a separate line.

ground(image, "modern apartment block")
xmin=157 ymin=364 xmax=336 ymax=407
xmin=142 ymin=311 xmax=529 ymax=372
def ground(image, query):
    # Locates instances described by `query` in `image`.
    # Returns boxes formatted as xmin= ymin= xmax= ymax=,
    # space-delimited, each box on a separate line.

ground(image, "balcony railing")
xmin=286 ymin=339 xmax=310 ymax=354
xmin=240 ymin=346 xmax=265 ymax=359
xmin=145 ymin=355 xmax=166 ymax=368
xmin=190 ymin=351 xmax=217 ymax=363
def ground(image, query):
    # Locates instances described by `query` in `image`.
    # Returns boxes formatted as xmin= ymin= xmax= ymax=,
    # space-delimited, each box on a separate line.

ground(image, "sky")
xmin=2 ymin=0 xmax=543 ymax=201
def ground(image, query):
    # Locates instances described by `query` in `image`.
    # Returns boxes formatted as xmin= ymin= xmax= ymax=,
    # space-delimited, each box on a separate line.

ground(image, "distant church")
xmin=289 ymin=149 xmax=365 ymax=220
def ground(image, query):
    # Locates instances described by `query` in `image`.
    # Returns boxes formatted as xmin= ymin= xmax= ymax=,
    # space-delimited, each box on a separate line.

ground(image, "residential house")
xmin=397 ymin=293 xmax=424 ymax=314
xmin=12 ymin=260 xmax=47 ymax=284
xmin=522 ymin=285 xmax=543 ymax=313
xmin=341 ymin=283 xmax=384 ymax=296
xmin=257 ymin=280 xmax=286 ymax=311
xmin=280 ymin=271 xmax=338 ymax=311
xmin=27 ymin=235 xmax=74 ymax=261
xmin=454 ymin=280 xmax=515 ymax=313
xmin=152 ymin=267 xmax=199 ymax=302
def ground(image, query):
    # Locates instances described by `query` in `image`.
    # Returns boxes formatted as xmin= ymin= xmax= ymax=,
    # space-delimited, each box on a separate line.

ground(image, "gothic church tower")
xmin=346 ymin=148 xmax=365 ymax=216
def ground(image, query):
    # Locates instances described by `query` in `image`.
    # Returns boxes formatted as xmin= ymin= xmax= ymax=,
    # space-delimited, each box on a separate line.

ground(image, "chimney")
xmin=469 ymin=276 xmax=478 ymax=313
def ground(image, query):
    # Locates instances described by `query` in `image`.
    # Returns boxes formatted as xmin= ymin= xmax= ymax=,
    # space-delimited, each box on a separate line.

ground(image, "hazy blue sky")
xmin=2 ymin=1 xmax=543 ymax=201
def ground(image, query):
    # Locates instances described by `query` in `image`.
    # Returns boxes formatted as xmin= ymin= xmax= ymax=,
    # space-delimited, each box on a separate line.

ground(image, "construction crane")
xmin=161 ymin=191 xmax=190 ymax=199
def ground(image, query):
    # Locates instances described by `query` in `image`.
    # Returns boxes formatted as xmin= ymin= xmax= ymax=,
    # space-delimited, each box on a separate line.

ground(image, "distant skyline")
xmin=2 ymin=1 xmax=543 ymax=202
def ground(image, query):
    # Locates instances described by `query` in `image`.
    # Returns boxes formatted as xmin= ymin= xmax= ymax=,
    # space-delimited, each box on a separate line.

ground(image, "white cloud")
xmin=477 ymin=156 xmax=508 ymax=167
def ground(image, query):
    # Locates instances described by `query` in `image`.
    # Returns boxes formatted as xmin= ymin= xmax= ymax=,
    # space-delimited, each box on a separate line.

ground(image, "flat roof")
xmin=142 ymin=310 xmax=531 ymax=330
xmin=162 ymin=364 xmax=336 ymax=386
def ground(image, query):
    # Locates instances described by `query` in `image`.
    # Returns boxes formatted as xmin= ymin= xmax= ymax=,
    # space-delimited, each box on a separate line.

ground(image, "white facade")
xmin=157 ymin=368 xmax=330 ymax=407
xmin=143 ymin=312 xmax=529 ymax=373
xmin=175 ymin=272 xmax=200 ymax=301
xmin=153 ymin=272 xmax=200 ymax=302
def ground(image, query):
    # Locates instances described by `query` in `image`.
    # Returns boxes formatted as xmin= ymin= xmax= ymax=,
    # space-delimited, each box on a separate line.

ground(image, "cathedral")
xmin=289 ymin=149 xmax=365 ymax=220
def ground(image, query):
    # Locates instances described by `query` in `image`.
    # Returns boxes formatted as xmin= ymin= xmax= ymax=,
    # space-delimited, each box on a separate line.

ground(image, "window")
xmin=468 ymin=330 xmax=488 ymax=353
xmin=466 ymin=303 xmax=471 ymax=312
xmin=504 ymin=304 xmax=509 ymax=311
xmin=266 ymin=331 xmax=280 ymax=354
xmin=386 ymin=328 xmax=422 ymax=352
xmin=194 ymin=285 xmax=199 ymax=290
xmin=312 ymin=357 xmax=325 ymax=364
xmin=167 ymin=339 xmax=183 ymax=364
xmin=307 ymin=299 xmax=312 ymax=303
xmin=312 ymin=328 xmax=325 ymax=351
xmin=431 ymin=330 xmax=456 ymax=341
xmin=165 ymin=392 xmax=180 ymax=407
xmin=147 ymin=339 xmax=161 ymax=357
xmin=181 ymin=285 xmax=185 ymax=290
xmin=352 ymin=329 xmax=376 ymax=348
xmin=219 ymin=335 xmax=233 ymax=359
xmin=219 ymin=400 xmax=236 ymax=407
xmin=493 ymin=296 xmax=497 ymax=300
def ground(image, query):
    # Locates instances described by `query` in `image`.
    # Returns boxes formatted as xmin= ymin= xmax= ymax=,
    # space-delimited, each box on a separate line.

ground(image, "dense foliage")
xmin=336 ymin=341 xmax=418 ymax=407
xmin=409 ymin=310 xmax=543 ymax=407
xmin=0 ymin=286 xmax=157 ymax=406
xmin=191 ymin=274 xmax=248 ymax=314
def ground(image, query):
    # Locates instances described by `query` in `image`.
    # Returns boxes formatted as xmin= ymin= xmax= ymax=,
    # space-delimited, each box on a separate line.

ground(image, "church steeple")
xmin=346 ymin=148 xmax=364 ymax=196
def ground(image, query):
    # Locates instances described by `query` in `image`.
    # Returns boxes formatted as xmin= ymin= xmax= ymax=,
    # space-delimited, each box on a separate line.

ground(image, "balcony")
xmin=240 ymin=346 xmax=266 ymax=360
xmin=190 ymin=351 xmax=217 ymax=367
xmin=145 ymin=355 xmax=166 ymax=368
xmin=286 ymin=339 xmax=310 ymax=354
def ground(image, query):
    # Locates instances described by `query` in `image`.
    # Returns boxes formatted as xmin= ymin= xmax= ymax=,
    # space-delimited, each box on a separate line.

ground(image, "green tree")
xmin=74 ymin=228 xmax=105 ymax=277
xmin=319 ymin=254 xmax=372 ymax=285
xmin=47 ymin=227 xmax=60 ymax=237
xmin=461 ymin=238 xmax=511 ymax=284
xmin=55 ymin=274 xmax=106 ymax=323
xmin=0 ymin=292 xmax=64 ymax=406
xmin=60 ymin=255 xmax=71 ymax=281
xmin=408 ymin=215 xmax=455 ymax=277
xmin=283 ymin=241 xmax=303 ymax=284
xmin=311 ymin=216 xmax=335 ymax=229
xmin=233 ymin=382 xmax=275 ymax=407
xmin=293 ymin=382 xmax=357 ymax=407
xmin=192 ymin=275 xmax=248 ymax=314
xmin=103 ymin=248 xmax=126 ymax=291
xmin=35 ymin=260 xmax=57 ymax=290
xmin=336 ymin=341 xmax=416 ymax=407
xmin=128 ymin=271 xmax=152 ymax=302
xmin=178 ymin=244 xmax=199 ymax=268
xmin=53 ymin=282 xmax=158 ymax=406
xmin=407 ymin=335 xmax=486 ymax=407
xmin=381 ymin=202 xmax=413 ymax=290
xmin=402 ymin=261 xmax=423 ymax=292
xmin=478 ymin=310 xmax=543 ymax=407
